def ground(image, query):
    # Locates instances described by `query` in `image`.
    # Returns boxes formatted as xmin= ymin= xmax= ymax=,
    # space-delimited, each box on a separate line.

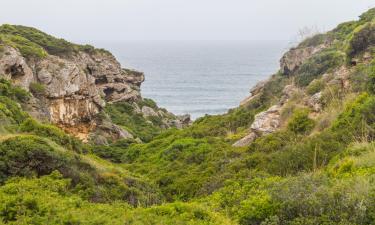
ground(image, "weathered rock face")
xmin=233 ymin=105 xmax=282 ymax=147
xmin=0 ymin=45 xmax=147 ymax=140
xmin=0 ymin=46 xmax=34 ymax=89
xmin=280 ymin=44 xmax=325 ymax=75
xmin=250 ymin=105 xmax=282 ymax=135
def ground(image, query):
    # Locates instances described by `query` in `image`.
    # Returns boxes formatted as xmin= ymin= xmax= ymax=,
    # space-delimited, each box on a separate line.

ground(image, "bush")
xmin=29 ymin=82 xmax=45 ymax=96
xmin=287 ymin=109 xmax=315 ymax=135
xmin=0 ymin=33 xmax=47 ymax=59
xmin=347 ymin=23 xmax=375 ymax=58
xmin=19 ymin=118 xmax=83 ymax=152
xmin=105 ymin=102 xmax=162 ymax=142
xmin=0 ymin=78 xmax=29 ymax=102
xmin=306 ymin=79 xmax=324 ymax=95
xmin=295 ymin=50 xmax=344 ymax=87
xmin=0 ymin=135 xmax=66 ymax=183
xmin=331 ymin=93 xmax=375 ymax=142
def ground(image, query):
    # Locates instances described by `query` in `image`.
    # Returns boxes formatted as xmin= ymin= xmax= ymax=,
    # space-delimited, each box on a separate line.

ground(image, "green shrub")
xmin=249 ymin=131 xmax=295 ymax=153
xmin=287 ymin=109 xmax=315 ymax=135
xmin=331 ymin=93 xmax=375 ymax=142
xmin=105 ymin=102 xmax=162 ymax=142
xmin=295 ymin=50 xmax=344 ymax=87
xmin=0 ymin=135 xmax=66 ymax=182
xmin=0 ymin=33 xmax=47 ymax=59
xmin=347 ymin=23 xmax=375 ymax=58
xmin=29 ymin=82 xmax=46 ymax=96
xmin=298 ymin=33 xmax=327 ymax=48
xmin=306 ymin=79 xmax=324 ymax=95
xmin=19 ymin=118 xmax=83 ymax=152
xmin=0 ymin=78 xmax=29 ymax=102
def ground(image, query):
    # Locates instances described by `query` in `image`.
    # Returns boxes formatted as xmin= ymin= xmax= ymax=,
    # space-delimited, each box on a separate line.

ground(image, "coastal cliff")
xmin=0 ymin=25 xmax=189 ymax=142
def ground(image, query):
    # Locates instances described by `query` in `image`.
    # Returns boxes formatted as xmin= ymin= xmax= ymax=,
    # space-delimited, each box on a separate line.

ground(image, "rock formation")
xmin=280 ymin=44 xmax=326 ymax=75
xmin=0 ymin=25 xmax=190 ymax=142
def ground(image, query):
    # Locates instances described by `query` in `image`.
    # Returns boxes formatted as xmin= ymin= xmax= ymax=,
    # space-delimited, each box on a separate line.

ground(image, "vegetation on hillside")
xmin=1 ymin=8 xmax=375 ymax=225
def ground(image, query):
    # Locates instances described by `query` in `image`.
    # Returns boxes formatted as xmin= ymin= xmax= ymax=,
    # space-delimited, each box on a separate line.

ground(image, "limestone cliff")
xmin=0 ymin=25 xmax=189 ymax=142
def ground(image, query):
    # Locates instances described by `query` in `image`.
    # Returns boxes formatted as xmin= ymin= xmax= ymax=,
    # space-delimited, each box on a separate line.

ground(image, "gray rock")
xmin=251 ymin=105 xmax=281 ymax=135
xmin=280 ymin=44 xmax=325 ymax=75
xmin=142 ymin=106 xmax=158 ymax=117
xmin=0 ymin=46 xmax=34 ymax=89
xmin=307 ymin=92 xmax=323 ymax=112
xmin=232 ymin=132 xmax=258 ymax=147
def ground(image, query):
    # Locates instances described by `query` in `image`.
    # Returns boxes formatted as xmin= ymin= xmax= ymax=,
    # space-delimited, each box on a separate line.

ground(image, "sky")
xmin=0 ymin=0 xmax=374 ymax=43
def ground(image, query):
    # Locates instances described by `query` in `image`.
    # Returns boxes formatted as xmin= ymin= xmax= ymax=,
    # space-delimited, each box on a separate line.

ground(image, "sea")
xmin=96 ymin=40 xmax=290 ymax=119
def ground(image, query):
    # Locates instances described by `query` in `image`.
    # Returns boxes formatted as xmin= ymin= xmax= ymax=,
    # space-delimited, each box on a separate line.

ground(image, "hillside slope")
xmin=1 ymin=8 xmax=375 ymax=225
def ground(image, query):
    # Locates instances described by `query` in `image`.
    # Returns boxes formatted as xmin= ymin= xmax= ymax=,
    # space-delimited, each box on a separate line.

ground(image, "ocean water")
xmin=97 ymin=40 xmax=289 ymax=119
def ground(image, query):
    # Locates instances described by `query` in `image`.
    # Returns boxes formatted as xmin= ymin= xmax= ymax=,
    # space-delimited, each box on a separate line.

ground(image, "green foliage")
xmin=295 ymin=50 xmax=345 ymax=86
xmin=28 ymin=82 xmax=45 ymax=96
xmin=306 ymin=78 xmax=324 ymax=95
xmin=0 ymin=24 xmax=75 ymax=56
xmin=0 ymin=135 xmax=67 ymax=183
xmin=0 ymin=24 xmax=113 ymax=58
xmin=249 ymin=131 xmax=295 ymax=153
xmin=330 ymin=21 xmax=360 ymax=41
xmin=0 ymin=135 xmax=162 ymax=206
xmin=90 ymin=139 xmax=136 ymax=163
xmin=331 ymin=93 xmax=375 ymax=142
xmin=298 ymin=33 xmax=327 ymax=48
xmin=0 ymin=78 xmax=29 ymax=102
xmin=0 ymin=173 xmax=233 ymax=224
xmin=20 ymin=118 xmax=83 ymax=153
xmin=105 ymin=102 xmax=162 ymax=142
xmin=138 ymin=98 xmax=158 ymax=109
xmin=347 ymin=23 xmax=375 ymax=59
xmin=0 ymin=33 xmax=47 ymax=59
xmin=123 ymin=134 xmax=240 ymax=201
xmin=2 ymin=8 xmax=375 ymax=224
xmin=287 ymin=109 xmax=315 ymax=134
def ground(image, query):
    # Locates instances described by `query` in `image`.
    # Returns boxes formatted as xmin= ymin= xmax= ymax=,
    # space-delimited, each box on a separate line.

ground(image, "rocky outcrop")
xmin=0 ymin=46 xmax=34 ymax=89
xmin=251 ymin=105 xmax=282 ymax=135
xmin=233 ymin=105 xmax=282 ymax=147
xmin=240 ymin=79 xmax=269 ymax=106
xmin=234 ymin=84 xmax=300 ymax=147
xmin=0 ymin=40 xmax=186 ymax=142
xmin=306 ymin=92 xmax=322 ymax=112
xmin=280 ymin=44 xmax=325 ymax=75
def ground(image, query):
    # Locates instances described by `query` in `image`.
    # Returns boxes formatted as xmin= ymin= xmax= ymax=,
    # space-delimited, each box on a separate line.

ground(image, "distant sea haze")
xmin=98 ymin=40 xmax=289 ymax=119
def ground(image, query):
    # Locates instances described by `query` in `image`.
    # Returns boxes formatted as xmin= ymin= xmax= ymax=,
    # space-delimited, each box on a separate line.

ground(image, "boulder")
xmin=142 ymin=106 xmax=158 ymax=117
xmin=232 ymin=132 xmax=258 ymax=147
xmin=307 ymin=92 xmax=323 ymax=112
xmin=251 ymin=105 xmax=282 ymax=135
xmin=0 ymin=46 xmax=34 ymax=89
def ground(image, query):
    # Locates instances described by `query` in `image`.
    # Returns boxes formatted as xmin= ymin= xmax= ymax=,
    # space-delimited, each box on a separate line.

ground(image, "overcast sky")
xmin=1 ymin=0 xmax=374 ymax=43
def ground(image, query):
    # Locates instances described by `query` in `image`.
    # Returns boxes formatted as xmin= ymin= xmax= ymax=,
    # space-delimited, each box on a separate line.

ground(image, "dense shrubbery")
xmin=287 ymin=108 xmax=315 ymax=134
xmin=0 ymin=78 xmax=29 ymax=102
xmin=0 ymin=24 xmax=111 ymax=58
xmin=0 ymin=135 xmax=162 ymax=206
xmin=295 ymin=50 xmax=345 ymax=86
xmin=347 ymin=23 xmax=375 ymax=59
xmin=20 ymin=118 xmax=84 ymax=153
xmin=0 ymin=172 xmax=232 ymax=224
